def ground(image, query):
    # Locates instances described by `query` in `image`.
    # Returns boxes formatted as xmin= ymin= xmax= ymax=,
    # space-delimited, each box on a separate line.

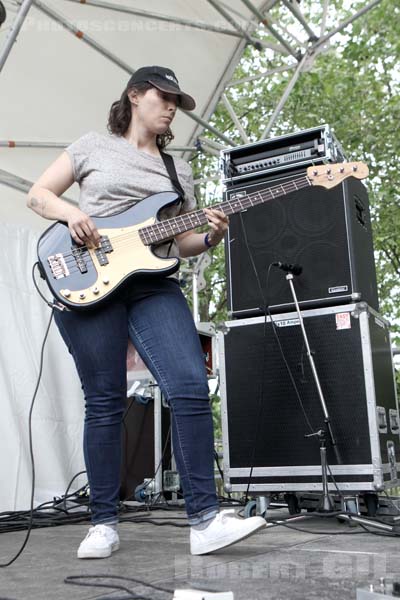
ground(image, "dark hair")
xmin=107 ymin=82 xmax=174 ymax=149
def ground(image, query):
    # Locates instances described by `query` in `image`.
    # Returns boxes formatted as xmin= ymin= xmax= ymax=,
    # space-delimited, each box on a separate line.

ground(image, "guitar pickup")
xmin=94 ymin=247 xmax=109 ymax=266
xmin=48 ymin=253 xmax=70 ymax=279
xmin=72 ymin=248 xmax=88 ymax=274
xmin=100 ymin=235 xmax=113 ymax=253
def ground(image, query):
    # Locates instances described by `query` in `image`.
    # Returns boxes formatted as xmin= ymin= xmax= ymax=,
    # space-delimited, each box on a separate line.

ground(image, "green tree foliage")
xmin=191 ymin=0 xmax=400 ymax=350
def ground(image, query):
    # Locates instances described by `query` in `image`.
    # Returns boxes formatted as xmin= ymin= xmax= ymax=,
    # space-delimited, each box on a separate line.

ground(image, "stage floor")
xmin=0 ymin=506 xmax=399 ymax=600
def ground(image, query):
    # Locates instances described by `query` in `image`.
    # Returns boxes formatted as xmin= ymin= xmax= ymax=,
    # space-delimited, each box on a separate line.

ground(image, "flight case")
xmin=218 ymin=303 xmax=400 ymax=493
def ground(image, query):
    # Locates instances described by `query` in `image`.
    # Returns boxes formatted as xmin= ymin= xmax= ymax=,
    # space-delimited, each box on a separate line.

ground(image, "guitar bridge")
xmin=48 ymin=253 xmax=70 ymax=279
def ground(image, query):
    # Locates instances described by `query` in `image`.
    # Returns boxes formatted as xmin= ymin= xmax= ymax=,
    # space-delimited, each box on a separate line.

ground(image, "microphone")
xmin=272 ymin=262 xmax=303 ymax=276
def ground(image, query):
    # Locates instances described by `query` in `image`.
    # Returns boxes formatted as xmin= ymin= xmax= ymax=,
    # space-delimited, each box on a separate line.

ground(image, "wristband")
xmin=204 ymin=232 xmax=214 ymax=249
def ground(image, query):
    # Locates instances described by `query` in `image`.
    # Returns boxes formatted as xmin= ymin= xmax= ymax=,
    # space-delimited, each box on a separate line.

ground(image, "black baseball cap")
xmin=127 ymin=66 xmax=196 ymax=111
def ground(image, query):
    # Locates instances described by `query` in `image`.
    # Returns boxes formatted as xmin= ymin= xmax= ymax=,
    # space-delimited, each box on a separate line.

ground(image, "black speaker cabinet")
xmin=120 ymin=397 xmax=171 ymax=501
xmin=218 ymin=303 xmax=400 ymax=493
xmin=225 ymin=170 xmax=379 ymax=316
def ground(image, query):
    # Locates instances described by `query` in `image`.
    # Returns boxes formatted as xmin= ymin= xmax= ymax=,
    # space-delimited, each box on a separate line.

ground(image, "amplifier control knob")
xmin=102 ymin=278 xmax=110 ymax=285
xmin=92 ymin=286 xmax=99 ymax=295
xmin=62 ymin=289 xmax=71 ymax=298
xmin=79 ymin=292 xmax=86 ymax=299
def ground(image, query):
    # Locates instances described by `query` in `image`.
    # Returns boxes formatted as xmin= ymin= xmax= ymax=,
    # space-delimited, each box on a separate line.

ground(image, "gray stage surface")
xmin=0 ymin=508 xmax=399 ymax=600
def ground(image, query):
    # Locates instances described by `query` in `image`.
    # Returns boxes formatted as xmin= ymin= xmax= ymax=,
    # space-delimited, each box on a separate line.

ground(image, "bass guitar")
xmin=37 ymin=162 xmax=368 ymax=310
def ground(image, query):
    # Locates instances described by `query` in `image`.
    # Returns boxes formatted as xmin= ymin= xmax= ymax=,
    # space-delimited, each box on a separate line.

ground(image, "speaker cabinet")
xmin=120 ymin=398 xmax=171 ymax=501
xmin=225 ymin=170 xmax=379 ymax=316
xmin=218 ymin=303 xmax=400 ymax=493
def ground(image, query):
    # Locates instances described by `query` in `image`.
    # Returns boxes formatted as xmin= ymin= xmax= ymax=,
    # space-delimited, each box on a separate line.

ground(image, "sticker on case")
xmin=336 ymin=312 xmax=351 ymax=330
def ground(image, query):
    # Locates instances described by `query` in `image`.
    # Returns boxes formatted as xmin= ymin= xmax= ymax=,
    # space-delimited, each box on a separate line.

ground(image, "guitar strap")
xmin=159 ymin=151 xmax=186 ymax=199
xmin=159 ymin=150 xmax=186 ymax=257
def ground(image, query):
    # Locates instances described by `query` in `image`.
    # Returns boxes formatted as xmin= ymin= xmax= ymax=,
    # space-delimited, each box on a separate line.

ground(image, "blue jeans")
xmin=54 ymin=277 xmax=218 ymax=525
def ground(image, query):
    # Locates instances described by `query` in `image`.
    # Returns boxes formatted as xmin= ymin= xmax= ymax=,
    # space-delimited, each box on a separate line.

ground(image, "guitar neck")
xmin=139 ymin=174 xmax=312 ymax=245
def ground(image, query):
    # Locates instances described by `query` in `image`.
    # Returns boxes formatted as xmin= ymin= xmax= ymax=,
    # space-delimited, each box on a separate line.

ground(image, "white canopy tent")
xmin=0 ymin=0 xmax=381 ymax=511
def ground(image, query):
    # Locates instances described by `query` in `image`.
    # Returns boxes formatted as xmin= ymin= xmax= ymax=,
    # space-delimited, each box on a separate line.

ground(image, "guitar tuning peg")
xmin=312 ymin=169 xmax=318 ymax=176
xmin=339 ymin=166 xmax=345 ymax=173
xmin=352 ymin=165 xmax=358 ymax=171
xmin=326 ymin=168 xmax=332 ymax=175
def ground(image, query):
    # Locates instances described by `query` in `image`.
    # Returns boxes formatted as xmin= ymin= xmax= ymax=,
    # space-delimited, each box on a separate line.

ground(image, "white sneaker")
xmin=190 ymin=509 xmax=266 ymax=555
xmin=77 ymin=524 xmax=120 ymax=559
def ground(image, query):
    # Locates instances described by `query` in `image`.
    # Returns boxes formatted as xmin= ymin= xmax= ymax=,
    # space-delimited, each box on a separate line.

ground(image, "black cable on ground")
xmin=0 ymin=309 xmax=54 ymax=567
xmin=65 ymin=574 xmax=176 ymax=599
xmin=266 ymin=508 xmax=400 ymax=538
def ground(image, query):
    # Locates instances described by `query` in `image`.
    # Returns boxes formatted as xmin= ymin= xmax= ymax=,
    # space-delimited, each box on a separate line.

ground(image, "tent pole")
xmin=64 ymin=0 xmax=261 ymax=40
xmin=320 ymin=0 xmax=329 ymax=37
xmin=64 ymin=0 xmax=284 ymax=52
xmin=0 ymin=168 xmax=77 ymax=203
xmin=281 ymin=0 xmax=318 ymax=41
xmin=29 ymin=0 xmax=237 ymax=146
xmin=31 ymin=0 xmax=134 ymax=73
xmin=0 ymin=0 xmax=34 ymax=74
xmin=260 ymin=52 xmax=308 ymax=139
xmin=221 ymin=94 xmax=249 ymax=144
xmin=227 ymin=63 xmax=296 ymax=87
xmin=313 ymin=0 xmax=383 ymax=51
xmin=240 ymin=0 xmax=299 ymax=58
xmin=206 ymin=0 xmax=263 ymax=51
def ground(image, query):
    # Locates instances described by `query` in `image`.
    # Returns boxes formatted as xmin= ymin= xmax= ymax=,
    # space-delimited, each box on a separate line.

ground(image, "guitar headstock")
xmin=307 ymin=162 xmax=369 ymax=189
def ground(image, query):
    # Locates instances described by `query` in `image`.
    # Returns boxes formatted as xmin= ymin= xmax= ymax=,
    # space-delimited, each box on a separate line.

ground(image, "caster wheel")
xmin=364 ymin=493 xmax=379 ymax=517
xmin=244 ymin=500 xmax=257 ymax=518
xmin=284 ymin=493 xmax=301 ymax=515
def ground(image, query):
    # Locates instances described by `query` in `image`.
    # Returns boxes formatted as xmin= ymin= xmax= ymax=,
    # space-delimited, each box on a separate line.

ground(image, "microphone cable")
xmin=0 ymin=292 xmax=54 ymax=567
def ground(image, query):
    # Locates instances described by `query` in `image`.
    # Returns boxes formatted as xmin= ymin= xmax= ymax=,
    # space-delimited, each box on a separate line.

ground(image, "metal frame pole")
xmin=0 ymin=0 xmax=34 ymax=73
xmin=207 ymin=0 xmax=288 ymax=55
xmin=0 ymin=140 xmax=200 ymax=152
xmin=221 ymin=94 xmax=249 ymax=144
xmin=197 ymin=140 xmax=222 ymax=158
xmin=260 ymin=52 xmax=308 ymax=139
xmin=240 ymin=0 xmax=299 ymax=58
xmin=31 ymin=0 xmax=134 ymax=73
xmin=281 ymin=0 xmax=317 ymax=41
xmin=227 ymin=63 xmax=297 ymax=87
xmin=64 ymin=0 xmax=276 ymax=45
xmin=313 ymin=0 xmax=383 ymax=51
xmin=16 ymin=0 xmax=237 ymax=147
xmin=0 ymin=140 xmax=69 ymax=148
xmin=206 ymin=0 xmax=263 ymax=51
xmin=64 ymin=0 xmax=287 ymax=52
xmin=0 ymin=168 xmax=77 ymax=203
xmin=320 ymin=0 xmax=329 ymax=37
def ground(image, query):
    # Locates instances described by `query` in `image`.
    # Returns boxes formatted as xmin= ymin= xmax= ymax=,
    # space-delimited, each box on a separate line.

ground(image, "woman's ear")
xmin=127 ymin=89 xmax=139 ymax=106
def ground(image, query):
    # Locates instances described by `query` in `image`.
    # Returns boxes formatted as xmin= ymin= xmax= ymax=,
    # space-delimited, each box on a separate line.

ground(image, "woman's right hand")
xmin=68 ymin=207 xmax=101 ymax=247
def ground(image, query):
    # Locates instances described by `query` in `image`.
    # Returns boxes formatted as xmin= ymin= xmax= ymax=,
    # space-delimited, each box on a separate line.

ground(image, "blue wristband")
xmin=204 ymin=232 xmax=213 ymax=249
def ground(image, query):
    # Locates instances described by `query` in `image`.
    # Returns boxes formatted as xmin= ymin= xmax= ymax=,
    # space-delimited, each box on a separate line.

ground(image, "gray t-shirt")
xmin=65 ymin=131 xmax=196 ymax=258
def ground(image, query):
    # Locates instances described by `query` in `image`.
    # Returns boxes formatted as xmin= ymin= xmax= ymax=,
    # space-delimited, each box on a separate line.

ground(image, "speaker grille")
xmin=224 ymin=311 xmax=372 ymax=469
xmin=226 ymin=172 xmax=378 ymax=315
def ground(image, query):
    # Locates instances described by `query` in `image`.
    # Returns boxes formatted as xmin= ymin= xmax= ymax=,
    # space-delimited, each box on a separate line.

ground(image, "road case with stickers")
xmin=218 ymin=303 xmax=400 ymax=494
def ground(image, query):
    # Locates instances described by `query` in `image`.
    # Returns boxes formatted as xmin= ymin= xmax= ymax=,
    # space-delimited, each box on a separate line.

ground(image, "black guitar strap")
xmin=160 ymin=151 xmax=185 ymax=200
xmin=159 ymin=151 xmax=187 ymax=258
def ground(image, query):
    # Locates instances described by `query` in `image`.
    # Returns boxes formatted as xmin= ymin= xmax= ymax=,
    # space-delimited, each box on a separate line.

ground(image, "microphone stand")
xmin=268 ymin=266 xmax=399 ymax=531
xmin=283 ymin=269 xmax=341 ymax=511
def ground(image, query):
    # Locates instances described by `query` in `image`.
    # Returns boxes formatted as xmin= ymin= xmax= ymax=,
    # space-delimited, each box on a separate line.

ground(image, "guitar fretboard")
xmin=139 ymin=174 xmax=312 ymax=246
